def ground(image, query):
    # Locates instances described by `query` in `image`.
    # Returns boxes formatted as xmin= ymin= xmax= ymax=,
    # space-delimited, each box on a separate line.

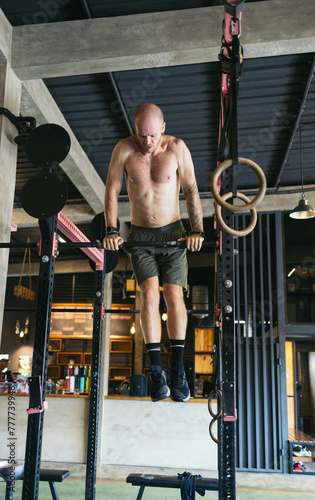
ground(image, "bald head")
xmin=134 ymin=104 xmax=165 ymax=154
xmin=134 ymin=104 xmax=164 ymax=126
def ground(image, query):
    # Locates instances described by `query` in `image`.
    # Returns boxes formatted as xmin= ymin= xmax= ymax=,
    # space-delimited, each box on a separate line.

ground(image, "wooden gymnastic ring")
xmin=210 ymin=157 xmax=266 ymax=212
xmin=215 ymin=192 xmax=257 ymax=237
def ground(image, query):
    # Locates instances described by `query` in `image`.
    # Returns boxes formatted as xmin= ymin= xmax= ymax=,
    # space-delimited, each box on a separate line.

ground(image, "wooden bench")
xmin=289 ymin=428 xmax=315 ymax=443
xmin=4 ymin=469 xmax=70 ymax=500
xmin=126 ymin=473 xmax=219 ymax=499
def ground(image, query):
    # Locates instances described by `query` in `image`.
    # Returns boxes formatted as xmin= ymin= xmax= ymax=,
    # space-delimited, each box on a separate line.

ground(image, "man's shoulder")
xmin=117 ymin=135 xmax=137 ymax=151
xmin=164 ymin=135 xmax=187 ymax=153
xmin=164 ymin=135 xmax=185 ymax=148
xmin=114 ymin=136 xmax=138 ymax=162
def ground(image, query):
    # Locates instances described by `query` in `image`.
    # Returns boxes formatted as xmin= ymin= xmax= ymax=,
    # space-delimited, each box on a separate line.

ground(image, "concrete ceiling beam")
xmin=12 ymin=187 xmax=315 ymax=228
xmin=0 ymin=9 xmax=12 ymax=62
xmin=116 ymin=189 xmax=315 ymax=221
xmin=10 ymin=0 xmax=315 ymax=80
xmin=12 ymin=204 xmax=96 ymax=227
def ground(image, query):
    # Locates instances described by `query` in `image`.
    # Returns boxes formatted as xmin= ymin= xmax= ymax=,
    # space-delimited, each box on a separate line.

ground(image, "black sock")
xmin=170 ymin=339 xmax=185 ymax=369
xmin=146 ymin=343 xmax=162 ymax=367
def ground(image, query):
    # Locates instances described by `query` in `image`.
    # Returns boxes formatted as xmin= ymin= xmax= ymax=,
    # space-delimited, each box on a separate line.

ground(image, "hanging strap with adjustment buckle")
xmin=217 ymin=0 xmax=245 ymax=198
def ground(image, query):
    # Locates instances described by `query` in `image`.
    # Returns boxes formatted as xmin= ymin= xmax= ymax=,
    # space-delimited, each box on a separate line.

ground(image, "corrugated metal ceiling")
xmin=42 ymin=53 xmax=315 ymax=198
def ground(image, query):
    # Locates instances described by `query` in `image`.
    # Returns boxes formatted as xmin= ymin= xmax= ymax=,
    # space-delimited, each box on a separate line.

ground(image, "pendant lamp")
xmin=289 ymin=126 xmax=315 ymax=219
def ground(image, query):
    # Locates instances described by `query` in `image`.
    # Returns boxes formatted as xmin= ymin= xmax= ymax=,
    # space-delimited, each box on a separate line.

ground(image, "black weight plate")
xmin=88 ymin=250 xmax=119 ymax=274
xmin=21 ymin=172 xmax=68 ymax=219
xmin=25 ymin=124 xmax=71 ymax=167
xmin=91 ymin=213 xmax=120 ymax=241
xmin=91 ymin=212 xmax=106 ymax=241
xmin=105 ymin=249 xmax=119 ymax=273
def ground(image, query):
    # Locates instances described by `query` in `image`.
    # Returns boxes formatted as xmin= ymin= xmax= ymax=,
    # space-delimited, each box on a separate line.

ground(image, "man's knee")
xmin=163 ymin=284 xmax=184 ymax=306
xmin=140 ymin=278 xmax=160 ymax=307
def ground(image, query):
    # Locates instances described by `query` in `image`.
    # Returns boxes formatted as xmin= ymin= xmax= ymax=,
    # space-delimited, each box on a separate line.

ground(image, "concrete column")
xmin=97 ymin=271 xmax=112 ymax=465
xmin=309 ymin=352 xmax=315 ymax=425
xmin=0 ymin=63 xmax=21 ymax=343
xmin=133 ymin=290 xmax=143 ymax=374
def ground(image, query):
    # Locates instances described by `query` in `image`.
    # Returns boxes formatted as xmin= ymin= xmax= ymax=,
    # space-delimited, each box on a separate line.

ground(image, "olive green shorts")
xmin=127 ymin=220 xmax=187 ymax=289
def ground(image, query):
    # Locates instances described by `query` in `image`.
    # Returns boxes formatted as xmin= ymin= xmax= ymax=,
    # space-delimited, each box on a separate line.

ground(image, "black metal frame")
xmin=22 ymin=216 xmax=58 ymax=500
xmin=214 ymin=1 xmax=245 ymax=497
xmin=15 ymin=217 xmax=107 ymax=499
xmin=85 ymin=253 xmax=106 ymax=499
xmin=216 ymin=173 xmax=237 ymax=500
xmin=275 ymin=212 xmax=290 ymax=473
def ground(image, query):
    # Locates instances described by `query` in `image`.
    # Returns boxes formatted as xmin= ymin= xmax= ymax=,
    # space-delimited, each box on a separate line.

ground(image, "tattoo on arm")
xmin=183 ymin=182 xmax=204 ymax=232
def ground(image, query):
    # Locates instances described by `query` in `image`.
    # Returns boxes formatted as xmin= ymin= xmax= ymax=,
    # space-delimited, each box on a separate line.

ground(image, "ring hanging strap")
xmin=213 ymin=1 xmax=266 ymax=237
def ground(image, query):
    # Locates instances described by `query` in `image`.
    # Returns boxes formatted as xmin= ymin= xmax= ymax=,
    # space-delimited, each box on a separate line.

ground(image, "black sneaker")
xmin=170 ymin=366 xmax=190 ymax=402
xmin=148 ymin=364 xmax=170 ymax=402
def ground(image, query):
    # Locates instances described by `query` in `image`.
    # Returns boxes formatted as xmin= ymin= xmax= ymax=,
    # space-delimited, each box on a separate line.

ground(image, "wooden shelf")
xmin=50 ymin=304 xmax=134 ymax=386
xmin=195 ymin=328 xmax=214 ymax=352
xmin=110 ymin=339 xmax=133 ymax=353
xmin=195 ymin=354 xmax=214 ymax=374
xmin=194 ymin=328 xmax=216 ymax=398
xmin=49 ymin=339 xmax=62 ymax=351
xmin=0 ymin=393 xmax=89 ymax=398
xmin=50 ymin=335 xmax=92 ymax=340
xmin=47 ymin=365 xmax=60 ymax=379
xmin=83 ymin=353 xmax=92 ymax=365
xmin=109 ymin=367 xmax=132 ymax=380
xmin=289 ymin=429 xmax=315 ymax=442
xmin=57 ymin=352 xmax=83 ymax=366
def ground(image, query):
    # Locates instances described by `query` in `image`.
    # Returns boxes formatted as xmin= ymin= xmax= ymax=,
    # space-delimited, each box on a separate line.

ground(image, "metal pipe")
xmin=108 ymin=72 xmax=134 ymax=135
xmin=250 ymin=223 xmax=260 ymax=469
xmin=274 ymin=55 xmax=315 ymax=188
xmin=259 ymin=214 xmax=269 ymax=468
xmin=0 ymin=243 xmax=38 ymax=248
xmin=80 ymin=0 xmax=134 ymax=135
xmin=4 ymin=306 xmax=211 ymax=316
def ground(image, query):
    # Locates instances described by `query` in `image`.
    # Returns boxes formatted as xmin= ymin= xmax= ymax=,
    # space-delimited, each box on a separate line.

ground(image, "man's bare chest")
xmin=125 ymin=152 xmax=178 ymax=185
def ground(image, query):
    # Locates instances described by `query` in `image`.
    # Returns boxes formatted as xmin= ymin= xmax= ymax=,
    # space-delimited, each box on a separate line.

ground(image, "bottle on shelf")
xmin=46 ymin=379 xmax=55 ymax=394
xmin=69 ymin=375 xmax=75 ymax=393
xmin=65 ymin=375 xmax=70 ymax=393
xmin=57 ymin=379 xmax=65 ymax=394
xmin=79 ymin=365 xmax=85 ymax=393
xmin=74 ymin=366 xmax=80 ymax=393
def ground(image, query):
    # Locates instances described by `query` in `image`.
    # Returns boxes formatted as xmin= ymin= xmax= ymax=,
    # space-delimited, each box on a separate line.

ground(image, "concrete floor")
xmin=41 ymin=462 xmax=315 ymax=494
xmin=1 ymin=463 xmax=314 ymax=500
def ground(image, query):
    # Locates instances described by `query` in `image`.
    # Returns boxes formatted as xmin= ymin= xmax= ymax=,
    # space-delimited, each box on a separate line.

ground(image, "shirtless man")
xmin=103 ymin=103 xmax=204 ymax=402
